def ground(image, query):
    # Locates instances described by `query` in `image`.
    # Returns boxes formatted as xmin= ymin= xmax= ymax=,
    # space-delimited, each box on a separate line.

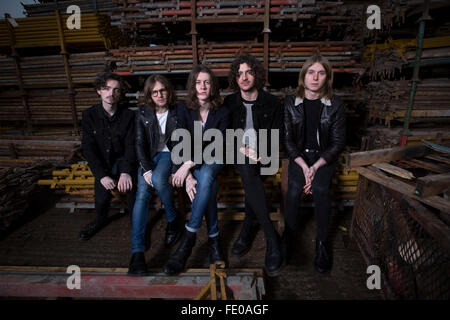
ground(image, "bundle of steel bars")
xmin=110 ymin=40 xmax=363 ymax=75
xmin=0 ymin=52 xmax=110 ymax=88
xmin=0 ymin=135 xmax=81 ymax=162
xmin=23 ymin=0 xmax=119 ymax=17
xmin=0 ymin=88 xmax=98 ymax=125
xmin=0 ymin=13 xmax=125 ymax=52
xmin=361 ymin=78 xmax=450 ymax=127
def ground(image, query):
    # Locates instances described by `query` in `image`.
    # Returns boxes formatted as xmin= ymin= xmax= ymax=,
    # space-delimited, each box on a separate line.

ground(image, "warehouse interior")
xmin=0 ymin=0 xmax=449 ymax=300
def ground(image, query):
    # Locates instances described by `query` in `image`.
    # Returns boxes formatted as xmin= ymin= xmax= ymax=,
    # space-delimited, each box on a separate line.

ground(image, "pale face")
xmin=195 ymin=72 xmax=211 ymax=105
xmin=97 ymin=79 xmax=121 ymax=107
xmin=151 ymin=81 xmax=168 ymax=109
xmin=304 ymin=62 xmax=327 ymax=94
xmin=237 ymin=63 xmax=256 ymax=92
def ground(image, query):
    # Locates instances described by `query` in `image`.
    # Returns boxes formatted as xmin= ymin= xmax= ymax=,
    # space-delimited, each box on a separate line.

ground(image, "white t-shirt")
xmin=156 ymin=110 xmax=169 ymax=152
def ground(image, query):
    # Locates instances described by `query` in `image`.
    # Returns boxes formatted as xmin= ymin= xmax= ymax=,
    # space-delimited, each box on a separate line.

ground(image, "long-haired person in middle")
xmin=163 ymin=65 xmax=230 ymax=275
xmin=128 ymin=75 xmax=181 ymax=276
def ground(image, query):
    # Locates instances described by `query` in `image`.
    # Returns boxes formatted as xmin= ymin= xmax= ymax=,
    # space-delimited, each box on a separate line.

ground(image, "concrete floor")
xmin=0 ymin=189 xmax=382 ymax=300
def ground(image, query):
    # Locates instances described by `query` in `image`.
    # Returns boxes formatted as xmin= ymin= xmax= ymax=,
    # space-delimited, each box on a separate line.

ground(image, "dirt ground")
xmin=0 ymin=188 xmax=382 ymax=300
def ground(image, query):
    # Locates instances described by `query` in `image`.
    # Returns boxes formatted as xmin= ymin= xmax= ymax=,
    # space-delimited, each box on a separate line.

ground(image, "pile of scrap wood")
xmin=0 ymin=162 xmax=54 ymax=235
xmin=347 ymin=143 xmax=450 ymax=299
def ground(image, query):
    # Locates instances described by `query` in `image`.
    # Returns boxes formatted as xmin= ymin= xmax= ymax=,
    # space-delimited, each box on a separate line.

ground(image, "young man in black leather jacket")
xmin=282 ymin=54 xmax=346 ymax=274
xmin=128 ymin=74 xmax=181 ymax=276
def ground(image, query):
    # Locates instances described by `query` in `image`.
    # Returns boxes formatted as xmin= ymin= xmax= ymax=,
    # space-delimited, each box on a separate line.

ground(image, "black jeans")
xmin=94 ymin=160 xmax=136 ymax=222
xmin=284 ymin=152 xmax=337 ymax=242
xmin=235 ymin=163 xmax=278 ymax=240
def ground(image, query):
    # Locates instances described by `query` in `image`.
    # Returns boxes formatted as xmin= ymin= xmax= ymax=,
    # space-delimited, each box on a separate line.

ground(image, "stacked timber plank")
xmin=0 ymin=13 xmax=125 ymax=52
xmin=0 ymin=52 xmax=110 ymax=88
xmin=0 ymin=135 xmax=81 ymax=164
xmin=110 ymin=40 xmax=363 ymax=76
xmin=0 ymin=88 xmax=98 ymax=125
xmin=0 ymin=163 xmax=53 ymax=234
xmin=348 ymin=144 xmax=450 ymax=299
xmin=362 ymin=78 xmax=450 ymax=127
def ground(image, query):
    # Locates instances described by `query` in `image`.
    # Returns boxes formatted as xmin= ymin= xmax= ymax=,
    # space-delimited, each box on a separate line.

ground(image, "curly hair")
xmin=93 ymin=72 xmax=127 ymax=96
xmin=295 ymin=54 xmax=334 ymax=100
xmin=186 ymin=64 xmax=222 ymax=110
xmin=143 ymin=74 xmax=176 ymax=110
xmin=228 ymin=53 xmax=266 ymax=91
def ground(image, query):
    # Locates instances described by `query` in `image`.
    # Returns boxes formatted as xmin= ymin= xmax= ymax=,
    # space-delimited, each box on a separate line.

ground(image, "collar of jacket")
xmin=294 ymin=96 xmax=331 ymax=107
xmin=96 ymin=103 xmax=122 ymax=119
xmin=238 ymin=89 xmax=266 ymax=107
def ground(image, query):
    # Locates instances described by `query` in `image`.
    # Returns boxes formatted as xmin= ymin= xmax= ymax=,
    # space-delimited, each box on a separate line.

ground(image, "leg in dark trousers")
xmin=234 ymin=163 xmax=284 ymax=276
xmin=79 ymin=178 xmax=112 ymax=241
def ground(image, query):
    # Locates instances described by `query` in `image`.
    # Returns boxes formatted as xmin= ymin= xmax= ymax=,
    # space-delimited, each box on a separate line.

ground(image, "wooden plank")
xmin=425 ymin=154 xmax=450 ymax=166
xmin=346 ymin=145 xmax=431 ymax=169
xmin=405 ymin=159 xmax=448 ymax=173
xmin=415 ymin=172 xmax=450 ymax=197
xmin=355 ymin=166 xmax=450 ymax=214
xmin=372 ymin=162 xmax=415 ymax=180
xmin=400 ymin=197 xmax=450 ymax=254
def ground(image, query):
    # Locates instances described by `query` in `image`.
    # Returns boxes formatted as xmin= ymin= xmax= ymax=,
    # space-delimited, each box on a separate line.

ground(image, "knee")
xmin=287 ymin=181 xmax=303 ymax=198
xmin=196 ymin=169 xmax=215 ymax=188
xmin=151 ymin=171 xmax=166 ymax=190
xmin=312 ymin=183 xmax=330 ymax=199
xmin=136 ymin=185 xmax=151 ymax=201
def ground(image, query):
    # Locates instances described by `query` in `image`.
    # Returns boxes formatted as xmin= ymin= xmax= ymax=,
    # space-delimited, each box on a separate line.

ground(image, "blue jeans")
xmin=185 ymin=163 xmax=223 ymax=237
xmin=131 ymin=152 xmax=177 ymax=253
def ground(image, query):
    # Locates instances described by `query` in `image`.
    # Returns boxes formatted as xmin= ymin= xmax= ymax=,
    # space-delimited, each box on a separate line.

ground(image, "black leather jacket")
xmin=283 ymin=94 xmax=346 ymax=164
xmin=135 ymin=104 xmax=177 ymax=174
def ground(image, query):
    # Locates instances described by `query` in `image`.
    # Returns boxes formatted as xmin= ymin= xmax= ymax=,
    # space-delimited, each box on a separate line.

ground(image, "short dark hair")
xmin=228 ymin=53 xmax=266 ymax=91
xmin=143 ymin=74 xmax=176 ymax=110
xmin=186 ymin=64 xmax=222 ymax=110
xmin=93 ymin=72 xmax=126 ymax=95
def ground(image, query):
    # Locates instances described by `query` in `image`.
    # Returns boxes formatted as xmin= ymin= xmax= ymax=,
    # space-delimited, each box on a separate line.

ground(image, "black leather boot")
xmin=79 ymin=217 xmax=107 ymax=241
xmin=163 ymin=230 xmax=196 ymax=275
xmin=264 ymin=234 xmax=285 ymax=277
xmin=165 ymin=220 xmax=181 ymax=247
xmin=127 ymin=252 xmax=148 ymax=276
xmin=281 ymin=228 xmax=295 ymax=264
xmin=314 ymin=239 xmax=332 ymax=274
xmin=231 ymin=224 xmax=252 ymax=258
xmin=208 ymin=235 xmax=225 ymax=264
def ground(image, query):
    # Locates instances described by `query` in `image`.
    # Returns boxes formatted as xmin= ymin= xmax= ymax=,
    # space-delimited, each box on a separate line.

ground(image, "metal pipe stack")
xmin=23 ymin=0 xmax=119 ymax=17
xmin=0 ymin=13 xmax=125 ymax=52
xmin=110 ymin=40 xmax=363 ymax=75
xmin=0 ymin=52 xmax=110 ymax=88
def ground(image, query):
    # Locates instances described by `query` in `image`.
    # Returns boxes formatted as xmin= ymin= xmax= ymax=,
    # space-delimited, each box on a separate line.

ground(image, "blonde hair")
xmin=295 ymin=54 xmax=334 ymax=100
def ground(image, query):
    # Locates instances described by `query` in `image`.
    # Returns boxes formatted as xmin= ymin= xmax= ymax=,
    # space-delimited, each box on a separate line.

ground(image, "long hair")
xmin=143 ymin=74 xmax=176 ymax=110
xmin=228 ymin=53 xmax=266 ymax=91
xmin=295 ymin=54 xmax=334 ymax=100
xmin=186 ymin=64 xmax=222 ymax=110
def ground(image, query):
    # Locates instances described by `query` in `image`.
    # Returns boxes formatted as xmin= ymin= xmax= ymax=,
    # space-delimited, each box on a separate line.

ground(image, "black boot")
xmin=281 ymin=227 xmax=295 ymax=264
xmin=165 ymin=220 xmax=181 ymax=247
xmin=79 ymin=218 xmax=107 ymax=241
xmin=314 ymin=239 xmax=332 ymax=274
xmin=264 ymin=234 xmax=285 ymax=277
xmin=163 ymin=230 xmax=196 ymax=275
xmin=209 ymin=235 xmax=225 ymax=264
xmin=127 ymin=252 xmax=148 ymax=276
xmin=231 ymin=224 xmax=252 ymax=258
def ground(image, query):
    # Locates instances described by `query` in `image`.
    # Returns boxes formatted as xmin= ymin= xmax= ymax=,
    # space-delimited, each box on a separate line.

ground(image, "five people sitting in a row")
xmin=79 ymin=53 xmax=346 ymax=277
